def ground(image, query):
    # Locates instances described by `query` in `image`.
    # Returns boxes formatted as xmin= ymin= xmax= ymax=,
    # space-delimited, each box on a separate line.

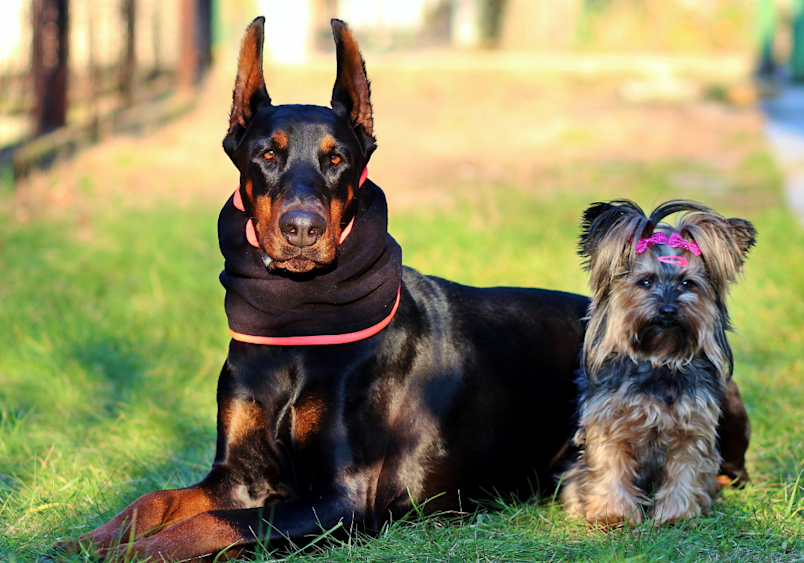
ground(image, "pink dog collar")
xmin=230 ymin=286 xmax=401 ymax=346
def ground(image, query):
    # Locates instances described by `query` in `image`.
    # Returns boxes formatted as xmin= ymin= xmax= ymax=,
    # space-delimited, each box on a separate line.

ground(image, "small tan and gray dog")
xmin=561 ymin=200 xmax=755 ymax=526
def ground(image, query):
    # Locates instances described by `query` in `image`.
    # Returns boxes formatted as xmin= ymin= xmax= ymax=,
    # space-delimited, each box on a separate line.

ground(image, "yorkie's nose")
xmin=659 ymin=305 xmax=678 ymax=321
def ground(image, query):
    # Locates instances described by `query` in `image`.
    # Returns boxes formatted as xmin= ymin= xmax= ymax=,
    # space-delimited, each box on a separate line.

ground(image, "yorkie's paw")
xmin=582 ymin=495 xmax=645 ymax=527
xmin=652 ymin=499 xmax=703 ymax=525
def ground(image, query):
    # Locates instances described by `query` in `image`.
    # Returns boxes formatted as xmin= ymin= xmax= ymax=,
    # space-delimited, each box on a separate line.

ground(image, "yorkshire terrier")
xmin=560 ymin=199 xmax=756 ymax=525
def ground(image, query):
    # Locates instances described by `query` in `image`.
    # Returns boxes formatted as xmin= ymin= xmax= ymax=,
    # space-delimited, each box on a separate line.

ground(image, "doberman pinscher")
xmin=52 ymin=18 xmax=750 ymax=561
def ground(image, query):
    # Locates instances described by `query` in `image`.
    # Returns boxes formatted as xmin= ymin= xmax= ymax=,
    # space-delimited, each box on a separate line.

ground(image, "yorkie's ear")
xmin=579 ymin=202 xmax=617 ymax=259
xmin=579 ymin=200 xmax=650 ymax=291
xmin=678 ymin=212 xmax=756 ymax=286
xmin=579 ymin=200 xmax=648 ymax=260
xmin=727 ymin=217 xmax=757 ymax=259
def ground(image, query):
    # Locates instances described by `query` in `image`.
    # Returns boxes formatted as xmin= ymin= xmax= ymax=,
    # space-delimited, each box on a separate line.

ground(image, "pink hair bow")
xmin=666 ymin=232 xmax=701 ymax=255
xmin=635 ymin=232 xmax=668 ymax=254
xmin=635 ymin=232 xmax=701 ymax=256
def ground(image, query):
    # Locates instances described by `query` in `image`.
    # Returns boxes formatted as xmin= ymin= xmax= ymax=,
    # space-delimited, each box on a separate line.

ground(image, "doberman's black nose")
xmin=279 ymin=210 xmax=327 ymax=247
xmin=659 ymin=305 xmax=678 ymax=321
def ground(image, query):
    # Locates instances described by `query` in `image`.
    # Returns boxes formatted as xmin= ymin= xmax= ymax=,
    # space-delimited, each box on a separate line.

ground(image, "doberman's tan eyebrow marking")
xmin=320 ymin=134 xmax=336 ymax=153
xmin=271 ymin=130 xmax=288 ymax=149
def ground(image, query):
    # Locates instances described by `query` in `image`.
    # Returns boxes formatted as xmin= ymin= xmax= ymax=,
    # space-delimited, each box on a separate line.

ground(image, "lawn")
xmin=1 ymin=61 xmax=803 ymax=561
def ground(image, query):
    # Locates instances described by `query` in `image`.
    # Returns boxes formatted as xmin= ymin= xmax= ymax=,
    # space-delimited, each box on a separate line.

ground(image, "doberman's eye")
xmin=330 ymin=155 xmax=342 ymax=165
xmin=264 ymin=151 xmax=275 ymax=162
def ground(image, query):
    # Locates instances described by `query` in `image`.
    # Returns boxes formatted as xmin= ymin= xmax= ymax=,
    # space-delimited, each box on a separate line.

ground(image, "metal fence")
xmin=0 ymin=0 xmax=211 ymax=177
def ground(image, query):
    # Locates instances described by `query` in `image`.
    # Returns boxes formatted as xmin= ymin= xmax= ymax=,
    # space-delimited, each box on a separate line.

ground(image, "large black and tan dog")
xmin=53 ymin=18 xmax=750 ymax=562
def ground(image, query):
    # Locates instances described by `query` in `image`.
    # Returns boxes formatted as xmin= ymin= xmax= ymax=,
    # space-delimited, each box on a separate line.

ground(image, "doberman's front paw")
xmin=44 ymin=541 xmax=148 ymax=563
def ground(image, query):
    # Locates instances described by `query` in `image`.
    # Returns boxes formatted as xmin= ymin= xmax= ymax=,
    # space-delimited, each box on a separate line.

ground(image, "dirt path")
xmin=13 ymin=51 xmax=765 ymax=218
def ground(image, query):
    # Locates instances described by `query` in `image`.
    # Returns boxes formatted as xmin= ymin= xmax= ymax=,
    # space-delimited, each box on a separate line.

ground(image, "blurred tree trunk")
xmin=88 ymin=0 xmax=99 ymax=140
xmin=197 ymin=0 xmax=213 ymax=75
xmin=499 ymin=0 xmax=580 ymax=51
xmin=121 ymin=0 xmax=136 ymax=107
xmin=32 ymin=0 xmax=69 ymax=135
xmin=179 ymin=0 xmax=213 ymax=89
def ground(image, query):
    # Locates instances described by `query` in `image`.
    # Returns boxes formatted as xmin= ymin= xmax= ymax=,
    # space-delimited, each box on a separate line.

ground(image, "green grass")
xmin=0 ymin=152 xmax=803 ymax=561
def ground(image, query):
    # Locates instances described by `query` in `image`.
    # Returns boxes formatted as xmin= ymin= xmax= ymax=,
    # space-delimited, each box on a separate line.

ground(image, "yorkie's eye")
xmin=330 ymin=155 xmax=342 ymax=165
xmin=638 ymin=278 xmax=653 ymax=289
xmin=681 ymin=279 xmax=696 ymax=289
xmin=264 ymin=150 xmax=276 ymax=162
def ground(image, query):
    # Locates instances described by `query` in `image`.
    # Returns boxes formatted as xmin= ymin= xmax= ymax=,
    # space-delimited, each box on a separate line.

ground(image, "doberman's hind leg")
xmin=717 ymin=379 xmax=751 ymax=486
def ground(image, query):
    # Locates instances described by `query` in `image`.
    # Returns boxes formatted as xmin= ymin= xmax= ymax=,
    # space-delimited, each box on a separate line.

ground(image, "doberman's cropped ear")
xmin=331 ymin=20 xmax=375 ymax=150
xmin=227 ymin=17 xmax=271 ymax=141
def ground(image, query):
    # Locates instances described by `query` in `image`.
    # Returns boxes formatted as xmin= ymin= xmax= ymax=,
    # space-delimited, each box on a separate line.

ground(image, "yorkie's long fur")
xmin=560 ymin=199 xmax=756 ymax=525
